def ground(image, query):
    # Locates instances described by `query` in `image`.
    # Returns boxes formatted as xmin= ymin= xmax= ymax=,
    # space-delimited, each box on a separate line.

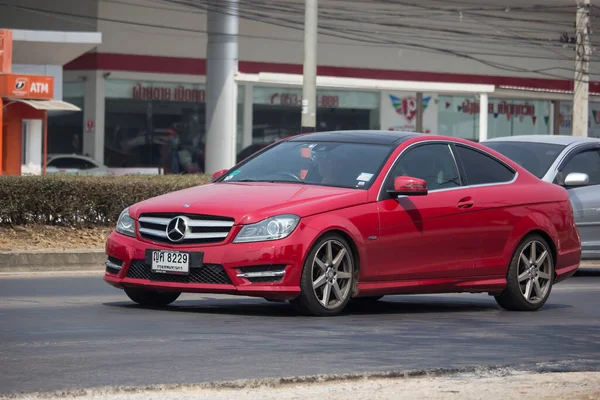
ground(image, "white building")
xmin=2 ymin=0 xmax=597 ymax=174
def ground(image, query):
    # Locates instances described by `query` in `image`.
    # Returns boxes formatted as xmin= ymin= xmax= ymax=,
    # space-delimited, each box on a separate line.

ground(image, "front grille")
xmin=138 ymin=213 xmax=235 ymax=245
xmin=126 ymin=260 xmax=232 ymax=285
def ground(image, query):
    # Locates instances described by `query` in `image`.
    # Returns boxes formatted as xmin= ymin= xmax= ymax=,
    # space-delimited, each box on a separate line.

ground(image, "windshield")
xmin=484 ymin=141 xmax=566 ymax=178
xmin=219 ymin=140 xmax=393 ymax=189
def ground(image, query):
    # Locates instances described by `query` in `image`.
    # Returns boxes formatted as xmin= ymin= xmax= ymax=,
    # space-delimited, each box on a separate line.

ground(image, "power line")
xmin=2 ymin=0 xmax=596 ymax=82
xmin=180 ymin=0 xmax=598 ymax=82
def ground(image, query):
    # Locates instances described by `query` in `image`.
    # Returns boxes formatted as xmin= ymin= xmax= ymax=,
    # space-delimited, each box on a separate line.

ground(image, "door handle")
xmin=457 ymin=197 xmax=474 ymax=209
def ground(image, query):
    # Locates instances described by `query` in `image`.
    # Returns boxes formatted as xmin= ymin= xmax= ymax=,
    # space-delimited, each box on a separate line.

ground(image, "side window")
xmin=556 ymin=150 xmax=600 ymax=186
xmin=454 ymin=145 xmax=515 ymax=185
xmin=386 ymin=143 xmax=461 ymax=192
xmin=79 ymin=160 xmax=97 ymax=170
xmin=47 ymin=157 xmax=94 ymax=169
xmin=47 ymin=158 xmax=72 ymax=168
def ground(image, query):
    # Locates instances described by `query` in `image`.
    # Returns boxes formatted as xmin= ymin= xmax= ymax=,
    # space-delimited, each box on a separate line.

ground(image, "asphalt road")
xmin=1 ymin=270 xmax=600 ymax=396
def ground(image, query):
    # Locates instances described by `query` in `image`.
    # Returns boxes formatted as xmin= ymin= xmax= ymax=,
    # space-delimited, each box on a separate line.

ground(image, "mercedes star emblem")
xmin=166 ymin=216 xmax=188 ymax=243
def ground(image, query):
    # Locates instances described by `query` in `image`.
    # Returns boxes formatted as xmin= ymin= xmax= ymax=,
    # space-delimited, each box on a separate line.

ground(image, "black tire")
xmin=124 ymin=288 xmax=181 ymax=307
xmin=290 ymin=233 xmax=356 ymax=316
xmin=494 ymin=234 xmax=555 ymax=311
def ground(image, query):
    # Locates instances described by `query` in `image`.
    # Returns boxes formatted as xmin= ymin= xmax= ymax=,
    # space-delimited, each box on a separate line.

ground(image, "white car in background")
xmin=46 ymin=154 xmax=110 ymax=176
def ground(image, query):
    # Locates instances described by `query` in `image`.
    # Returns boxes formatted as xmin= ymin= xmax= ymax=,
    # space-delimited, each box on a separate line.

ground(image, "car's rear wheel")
xmin=495 ymin=234 xmax=554 ymax=311
xmin=291 ymin=233 xmax=356 ymax=316
xmin=124 ymin=288 xmax=181 ymax=307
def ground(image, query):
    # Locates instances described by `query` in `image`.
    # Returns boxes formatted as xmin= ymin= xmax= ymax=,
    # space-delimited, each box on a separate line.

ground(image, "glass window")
xmin=559 ymin=101 xmax=600 ymax=138
xmin=220 ymin=141 xmax=391 ymax=190
xmin=454 ymin=145 xmax=515 ymax=185
xmin=556 ymin=150 xmax=600 ymax=186
xmin=48 ymin=83 xmax=84 ymax=155
xmin=251 ymin=87 xmax=380 ymax=146
xmin=48 ymin=157 xmax=96 ymax=169
xmin=438 ymin=96 xmax=477 ymax=140
xmin=483 ymin=141 xmax=566 ymax=178
xmin=386 ymin=143 xmax=461 ymax=192
xmin=438 ymin=96 xmax=551 ymax=141
xmin=104 ymin=79 xmax=244 ymax=172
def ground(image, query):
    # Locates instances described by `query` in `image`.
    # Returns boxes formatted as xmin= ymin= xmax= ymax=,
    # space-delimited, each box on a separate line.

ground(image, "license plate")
xmin=151 ymin=250 xmax=190 ymax=274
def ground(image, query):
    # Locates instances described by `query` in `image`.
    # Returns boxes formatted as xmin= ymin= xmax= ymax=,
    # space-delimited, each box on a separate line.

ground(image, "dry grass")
xmin=0 ymin=225 xmax=112 ymax=252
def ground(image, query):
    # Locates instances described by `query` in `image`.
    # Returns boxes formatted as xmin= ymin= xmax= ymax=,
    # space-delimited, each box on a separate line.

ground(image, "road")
xmin=1 ymin=270 xmax=600 ymax=396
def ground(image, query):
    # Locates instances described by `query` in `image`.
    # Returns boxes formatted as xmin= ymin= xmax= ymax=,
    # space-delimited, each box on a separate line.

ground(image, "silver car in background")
xmin=482 ymin=135 xmax=600 ymax=260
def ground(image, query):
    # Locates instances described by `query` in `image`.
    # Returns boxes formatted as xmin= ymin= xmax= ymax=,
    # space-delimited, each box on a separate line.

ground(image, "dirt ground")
xmin=0 ymin=226 xmax=110 ymax=251
xmin=6 ymin=371 xmax=600 ymax=400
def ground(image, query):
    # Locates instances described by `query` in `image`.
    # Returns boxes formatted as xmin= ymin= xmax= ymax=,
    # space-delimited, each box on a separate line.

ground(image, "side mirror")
xmin=211 ymin=169 xmax=228 ymax=181
xmin=563 ymin=172 xmax=589 ymax=188
xmin=387 ymin=176 xmax=428 ymax=197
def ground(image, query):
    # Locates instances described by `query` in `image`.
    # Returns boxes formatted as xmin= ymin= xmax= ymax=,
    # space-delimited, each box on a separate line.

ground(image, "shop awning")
xmin=6 ymin=98 xmax=81 ymax=111
xmin=235 ymin=72 xmax=496 ymax=94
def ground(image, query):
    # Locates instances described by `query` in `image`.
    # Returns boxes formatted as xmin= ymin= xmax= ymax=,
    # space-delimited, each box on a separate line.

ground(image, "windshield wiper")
xmin=229 ymin=179 xmax=306 ymax=184
xmin=265 ymin=179 xmax=307 ymax=184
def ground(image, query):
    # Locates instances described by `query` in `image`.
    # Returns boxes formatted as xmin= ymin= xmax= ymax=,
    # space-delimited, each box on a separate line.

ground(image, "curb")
xmin=0 ymin=250 xmax=598 ymax=273
xmin=580 ymin=260 xmax=600 ymax=268
xmin=1 ymin=359 xmax=599 ymax=399
xmin=0 ymin=250 xmax=105 ymax=273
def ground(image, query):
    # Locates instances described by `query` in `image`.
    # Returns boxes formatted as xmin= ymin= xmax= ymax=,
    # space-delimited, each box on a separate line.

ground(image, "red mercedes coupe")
xmin=104 ymin=130 xmax=581 ymax=316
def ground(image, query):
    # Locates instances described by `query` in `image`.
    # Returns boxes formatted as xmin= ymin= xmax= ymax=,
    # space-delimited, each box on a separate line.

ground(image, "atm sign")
xmin=0 ymin=74 xmax=54 ymax=99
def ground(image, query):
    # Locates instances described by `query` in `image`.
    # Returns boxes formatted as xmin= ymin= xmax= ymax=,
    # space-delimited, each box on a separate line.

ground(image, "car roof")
xmin=483 ymin=135 xmax=600 ymax=146
xmin=288 ymin=130 xmax=423 ymax=145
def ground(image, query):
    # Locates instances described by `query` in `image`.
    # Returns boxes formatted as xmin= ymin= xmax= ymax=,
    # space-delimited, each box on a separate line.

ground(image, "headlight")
xmin=116 ymin=207 xmax=136 ymax=237
xmin=233 ymin=214 xmax=300 ymax=243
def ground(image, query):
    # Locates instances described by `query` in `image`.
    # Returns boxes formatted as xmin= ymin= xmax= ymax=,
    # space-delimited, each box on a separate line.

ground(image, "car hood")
xmin=129 ymin=182 xmax=368 ymax=225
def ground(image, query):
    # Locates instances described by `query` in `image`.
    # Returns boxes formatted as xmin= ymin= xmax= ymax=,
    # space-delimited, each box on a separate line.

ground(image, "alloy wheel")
xmin=517 ymin=240 xmax=552 ymax=304
xmin=311 ymin=239 xmax=353 ymax=309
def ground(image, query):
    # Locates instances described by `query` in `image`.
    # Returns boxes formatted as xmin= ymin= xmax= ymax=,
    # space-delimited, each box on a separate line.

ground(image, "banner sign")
xmin=253 ymin=86 xmax=379 ymax=110
xmin=380 ymin=91 xmax=439 ymax=133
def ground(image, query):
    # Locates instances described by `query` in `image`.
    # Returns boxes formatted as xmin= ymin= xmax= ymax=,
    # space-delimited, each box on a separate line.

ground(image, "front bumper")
xmin=103 ymin=226 xmax=314 ymax=300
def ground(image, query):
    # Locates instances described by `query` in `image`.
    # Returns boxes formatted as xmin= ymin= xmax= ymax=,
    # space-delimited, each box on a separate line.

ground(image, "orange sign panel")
xmin=0 ymin=29 xmax=12 ymax=74
xmin=0 ymin=74 xmax=54 ymax=100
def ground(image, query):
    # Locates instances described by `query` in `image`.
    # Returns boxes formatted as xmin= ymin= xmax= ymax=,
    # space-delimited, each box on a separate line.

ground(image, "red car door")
xmin=376 ymin=142 xmax=482 ymax=281
xmin=451 ymin=143 xmax=521 ymax=277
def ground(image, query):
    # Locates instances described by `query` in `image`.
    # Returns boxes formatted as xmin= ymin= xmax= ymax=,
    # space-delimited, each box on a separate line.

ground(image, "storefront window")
xmin=47 ymin=81 xmax=84 ymax=154
xmin=558 ymin=101 xmax=600 ymax=137
xmin=104 ymin=79 xmax=243 ymax=172
xmin=251 ymin=87 xmax=380 ymax=145
xmin=438 ymin=96 xmax=551 ymax=141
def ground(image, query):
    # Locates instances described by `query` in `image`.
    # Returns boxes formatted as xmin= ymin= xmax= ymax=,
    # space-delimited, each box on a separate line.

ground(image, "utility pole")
xmin=302 ymin=0 xmax=317 ymax=133
xmin=573 ymin=0 xmax=591 ymax=137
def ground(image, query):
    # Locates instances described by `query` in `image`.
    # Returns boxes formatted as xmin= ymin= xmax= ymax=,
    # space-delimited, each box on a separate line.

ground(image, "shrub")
xmin=0 ymin=174 xmax=212 ymax=227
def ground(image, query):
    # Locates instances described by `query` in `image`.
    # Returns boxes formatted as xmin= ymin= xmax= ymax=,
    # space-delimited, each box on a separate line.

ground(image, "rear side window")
xmin=454 ymin=145 xmax=515 ymax=185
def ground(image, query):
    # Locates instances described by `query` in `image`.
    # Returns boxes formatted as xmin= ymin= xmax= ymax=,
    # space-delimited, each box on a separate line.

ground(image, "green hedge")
xmin=0 ymin=174 xmax=212 ymax=227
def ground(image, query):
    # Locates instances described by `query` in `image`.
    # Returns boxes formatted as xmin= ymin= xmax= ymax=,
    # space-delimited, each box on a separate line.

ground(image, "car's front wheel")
xmin=495 ymin=234 xmax=554 ymax=311
xmin=291 ymin=233 xmax=356 ymax=316
xmin=124 ymin=288 xmax=181 ymax=307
